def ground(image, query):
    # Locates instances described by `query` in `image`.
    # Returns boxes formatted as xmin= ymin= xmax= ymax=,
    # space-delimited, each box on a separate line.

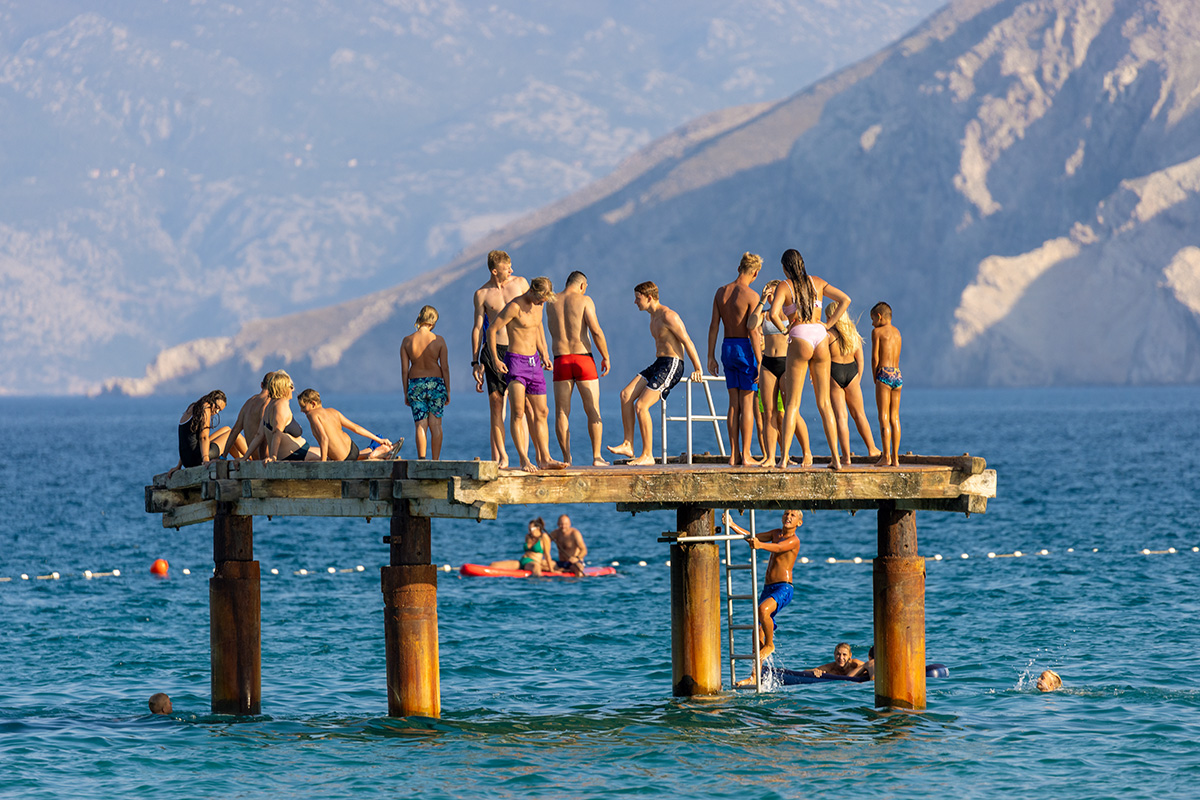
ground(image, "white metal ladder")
xmin=723 ymin=509 xmax=763 ymax=692
xmin=660 ymin=375 xmax=727 ymax=464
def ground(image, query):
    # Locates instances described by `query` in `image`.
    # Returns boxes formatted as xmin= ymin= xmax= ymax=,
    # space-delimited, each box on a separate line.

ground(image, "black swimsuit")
xmin=830 ymin=360 xmax=859 ymax=389
xmin=177 ymin=415 xmax=219 ymax=468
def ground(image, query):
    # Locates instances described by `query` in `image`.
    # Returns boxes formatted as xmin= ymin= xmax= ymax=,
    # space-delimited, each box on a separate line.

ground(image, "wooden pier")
xmin=146 ymin=455 xmax=996 ymax=716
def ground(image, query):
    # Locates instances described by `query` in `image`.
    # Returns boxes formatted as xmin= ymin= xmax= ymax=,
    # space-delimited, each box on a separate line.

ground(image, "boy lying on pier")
xmin=728 ymin=511 xmax=801 ymax=676
xmin=297 ymin=389 xmax=394 ymax=460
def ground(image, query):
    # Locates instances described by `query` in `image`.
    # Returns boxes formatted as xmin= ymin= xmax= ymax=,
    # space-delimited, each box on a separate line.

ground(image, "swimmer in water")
xmin=1036 ymin=670 xmax=1062 ymax=692
xmin=811 ymin=642 xmax=864 ymax=678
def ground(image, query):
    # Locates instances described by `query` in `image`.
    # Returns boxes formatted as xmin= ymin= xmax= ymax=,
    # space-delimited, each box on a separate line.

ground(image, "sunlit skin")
xmin=1036 ymin=670 xmax=1062 ymax=692
xmin=811 ymin=643 xmax=863 ymax=678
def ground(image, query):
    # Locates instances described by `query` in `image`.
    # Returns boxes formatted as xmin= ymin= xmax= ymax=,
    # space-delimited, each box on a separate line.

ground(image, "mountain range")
xmin=0 ymin=0 xmax=944 ymax=394
xmin=103 ymin=0 xmax=1200 ymax=397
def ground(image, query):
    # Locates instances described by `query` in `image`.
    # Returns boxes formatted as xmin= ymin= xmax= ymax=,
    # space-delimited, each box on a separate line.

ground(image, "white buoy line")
xmin=4 ymin=546 xmax=1197 ymax=585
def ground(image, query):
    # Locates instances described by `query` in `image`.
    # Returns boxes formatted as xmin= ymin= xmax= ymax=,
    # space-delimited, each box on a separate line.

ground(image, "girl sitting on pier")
xmin=169 ymin=390 xmax=244 ymax=475
xmin=767 ymin=249 xmax=851 ymax=470
xmin=488 ymin=518 xmax=555 ymax=576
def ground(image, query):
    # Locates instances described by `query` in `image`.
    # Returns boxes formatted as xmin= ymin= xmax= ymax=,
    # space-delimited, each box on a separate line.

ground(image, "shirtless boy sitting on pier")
xmin=811 ymin=642 xmax=865 ymax=678
xmin=297 ymin=389 xmax=393 ymax=461
xmin=546 ymin=270 xmax=610 ymax=466
xmin=607 ymin=281 xmax=705 ymax=466
xmin=707 ymin=252 xmax=763 ymax=466
xmin=729 ymin=509 xmax=802 ymax=666
xmin=488 ymin=277 xmax=566 ymax=473
xmin=471 ymin=250 xmax=529 ymax=468
xmin=223 ymin=372 xmax=274 ymax=459
xmin=870 ymin=301 xmax=903 ymax=467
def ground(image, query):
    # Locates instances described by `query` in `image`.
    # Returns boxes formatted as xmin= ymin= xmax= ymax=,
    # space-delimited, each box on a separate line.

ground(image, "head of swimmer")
xmin=833 ymin=643 xmax=853 ymax=668
xmin=528 ymin=276 xmax=555 ymax=304
xmin=566 ymin=271 xmax=587 ymax=293
xmin=297 ymin=388 xmax=321 ymax=413
xmin=267 ymin=370 xmax=295 ymax=400
xmin=1036 ymin=670 xmax=1062 ymax=692
xmin=633 ymin=280 xmax=658 ymax=310
xmin=782 ymin=509 xmax=802 ymax=530
xmin=870 ymin=301 xmax=892 ymax=327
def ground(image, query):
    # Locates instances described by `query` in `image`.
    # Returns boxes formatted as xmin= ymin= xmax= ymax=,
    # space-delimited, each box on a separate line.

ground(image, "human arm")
xmin=470 ymin=291 xmax=486 ymax=387
xmin=339 ymin=411 xmax=389 ymax=448
xmin=748 ymin=532 xmax=799 ymax=554
xmin=223 ymin=407 xmax=246 ymax=458
xmin=853 ymin=346 xmax=865 ymax=387
xmin=584 ymin=300 xmax=610 ymax=377
xmin=707 ymin=293 xmax=721 ymax=376
xmin=197 ymin=406 xmax=213 ymax=464
xmin=871 ymin=328 xmax=882 ymax=374
xmin=488 ymin=302 xmax=518 ymax=375
xmin=669 ymin=311 xmax=706 ymax=382
xmin=537 ymin=317 xmax=552 ymax=371
xmin=822 ymin=281 xmax=850 ymax=330
xmin=400 ymin=337 xmax=412 ymax=406
xmin=769 ymin=281 xmax=791 ymax=334
xmin=542 ymin=533 xmax=554 ymax=571
xmin=437 ymin=336 xmax=451 ymax=405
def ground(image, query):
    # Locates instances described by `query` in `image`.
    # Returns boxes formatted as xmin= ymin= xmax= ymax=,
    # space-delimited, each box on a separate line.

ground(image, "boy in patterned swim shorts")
xmin=870 ymin=301 xmax=903 ymax=467
xmin=402 ymin=305 xmax=450 ymax=460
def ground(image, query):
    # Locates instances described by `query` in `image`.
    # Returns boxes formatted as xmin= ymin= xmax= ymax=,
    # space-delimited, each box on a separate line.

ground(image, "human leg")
xmin=488 ymin=390 xmax=508 ymax=467
xmin=888 ymin=388 xmax=902 ymax=466
xmin=725 ymin=386 xmax=741 ymax=465
xmin=831 ymin=381 xmax=851 ymax=464
xmin=845 ymin=379 xmax=881 ymax=458
xmin=757 ymin=597 xmax=779 ymax=660
xmin=507 ymin=381 xmax=534 ymax=472
xmin=778 ymin=340 xmax=813 ymax=469
xmin=576 ymin=379 xmax=607 ymax=466
xmin=553 ymin=378 xmax=574 ymax=465
xmin=607 ymin=376 xmax=645 ymax=458
xmin=630 ymin=386 xmax=664 ymax=465
xmin=758 ymin=367 xmax=780 ymax=467
xmin=415 ymin=418 xmax=429 ymax=459
xmin=527 ymin=394 xmax=564 ymax=470
xmin=808 ymin=343 xmax=841 ymax=469
xmin=875 ymin=382 xmax=893 ymax=467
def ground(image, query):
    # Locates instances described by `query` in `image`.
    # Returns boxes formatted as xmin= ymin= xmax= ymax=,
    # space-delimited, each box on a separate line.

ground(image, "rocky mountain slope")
xmin=109 ymin=0 xmax=1200 ymax=395
xmin=0 ymin=0 xmax=942 ymax=394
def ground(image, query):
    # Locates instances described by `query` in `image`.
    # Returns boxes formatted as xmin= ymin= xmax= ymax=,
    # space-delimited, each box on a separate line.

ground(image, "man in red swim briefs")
xmin=545 ymin=271 xmax=611 ymax=466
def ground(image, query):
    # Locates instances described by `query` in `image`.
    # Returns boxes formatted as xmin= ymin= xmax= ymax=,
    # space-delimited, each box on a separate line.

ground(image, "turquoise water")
xmin=2 ymin=387 xmax=1199 ymax=798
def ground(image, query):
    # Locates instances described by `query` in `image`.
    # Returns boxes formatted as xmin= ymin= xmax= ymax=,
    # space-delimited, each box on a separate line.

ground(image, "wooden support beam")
xmin=381 ymin=492 xmax=440 ymax=718
xmin=670 ymin=505 xmax=722 ymax=696
xmin=163 ymin=500 xmax=217 ymax=528
xmin=873 ymin=503 xmax=925 ymax=710
xmin=210 ymin=505 xmax=260 ymax=715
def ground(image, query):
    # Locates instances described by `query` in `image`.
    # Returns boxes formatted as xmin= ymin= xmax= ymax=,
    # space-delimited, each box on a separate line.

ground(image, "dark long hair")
xmin=781 ymin=249 xmax=815 ymax=323
xmin=188 ymin=390 xmax=226 ymax=435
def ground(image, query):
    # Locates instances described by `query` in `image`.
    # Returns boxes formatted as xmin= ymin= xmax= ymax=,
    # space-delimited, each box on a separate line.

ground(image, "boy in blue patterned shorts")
xmin=728 ymin=509 xmax=801 ymax=668
xmin=401 ymin=305 xmax=450 ymax=460
xmin=870 ymin=302 xmax=903 ymax=467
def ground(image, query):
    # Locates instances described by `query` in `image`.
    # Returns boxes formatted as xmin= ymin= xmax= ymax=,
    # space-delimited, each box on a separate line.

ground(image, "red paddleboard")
xmin=459 ymin=563 xmax=617 ymax=578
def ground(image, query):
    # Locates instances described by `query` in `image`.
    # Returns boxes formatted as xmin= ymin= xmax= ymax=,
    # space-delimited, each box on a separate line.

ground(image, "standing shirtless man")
xmin=546 ymin=270 xmax=611 ymax=466
xmin=471 ymin=250 xmax=529 ymax=468
xmin=222 ymin=372 xmax=274 ymax=459
xmin=607 ymin=281 xmax=705 ymax=466
xmin=488 ymin=277 xmax=565 ymax=473
xmin=706 ymin=252 xmax=764 ymax=466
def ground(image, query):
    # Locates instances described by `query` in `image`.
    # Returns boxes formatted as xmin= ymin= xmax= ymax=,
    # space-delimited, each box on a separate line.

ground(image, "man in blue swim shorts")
xmin=707 ymin=252 xmax=764 ymax=466
xmin=729 ymin=509 xmax=802 ymax=668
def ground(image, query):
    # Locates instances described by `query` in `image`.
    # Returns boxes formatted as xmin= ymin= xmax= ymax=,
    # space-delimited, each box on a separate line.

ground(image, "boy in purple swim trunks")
xmin=728 ymin=510 xmax=802 ymax=671
xmin=707 ymin=252 xmax=764 ymax=466
xmin=870 ymin=301 xmax=903 ymax=467
xmin=489 ymin=277 xmax=565 ymax=473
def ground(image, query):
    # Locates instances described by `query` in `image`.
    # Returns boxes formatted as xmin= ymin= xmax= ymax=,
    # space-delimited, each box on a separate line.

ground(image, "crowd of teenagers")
xmin=167 ymin=247 xmax=904 ymax=475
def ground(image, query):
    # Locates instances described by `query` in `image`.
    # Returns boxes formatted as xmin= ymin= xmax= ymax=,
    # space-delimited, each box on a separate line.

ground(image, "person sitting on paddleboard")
xmin=811 ymin=642 xmax=864 ymax=678
xmin=488 ymin=518 xmax=555 ymax=576
xmin=549 ymin=514 xmax=588 ymax=576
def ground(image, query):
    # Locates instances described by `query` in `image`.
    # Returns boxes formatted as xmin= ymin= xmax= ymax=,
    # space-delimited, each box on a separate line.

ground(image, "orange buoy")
xmin=150 ymin=558 xmax=169 ymax=577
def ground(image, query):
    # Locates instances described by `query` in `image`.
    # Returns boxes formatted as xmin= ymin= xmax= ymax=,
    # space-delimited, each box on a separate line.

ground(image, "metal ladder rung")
xmin=731 ymin=654 xmax=760 ymax=660
xmin=728 ymin=593 xmax=755 ymax=600
xmin=731 ymin=683 xmax=760 ymax=691
xmin=726 ymin=564 xmax=753 ymax=571
xmin=729 ymin=624 xmax=755 ymax=631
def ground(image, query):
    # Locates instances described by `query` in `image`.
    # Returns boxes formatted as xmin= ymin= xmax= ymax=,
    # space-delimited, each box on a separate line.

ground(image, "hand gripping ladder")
xmin=723 ymin=509 xmax=764 ymax=692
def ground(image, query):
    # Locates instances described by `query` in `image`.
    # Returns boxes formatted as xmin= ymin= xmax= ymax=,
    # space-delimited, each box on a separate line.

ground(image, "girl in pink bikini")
xmin=766 ymin=249 xmax=851 ymax=470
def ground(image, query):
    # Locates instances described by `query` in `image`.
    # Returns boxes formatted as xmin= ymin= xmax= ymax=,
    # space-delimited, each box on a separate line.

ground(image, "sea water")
xmin=1 ymin=386 xmax=1199 ymax=799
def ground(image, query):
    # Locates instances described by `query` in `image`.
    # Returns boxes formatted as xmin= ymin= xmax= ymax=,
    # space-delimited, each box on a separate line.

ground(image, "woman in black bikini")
xmin=168 ymin=390 xmax=243 ymax=475
xmin=243 ymin=370 xmax=321 ymax=462
xmin=826 ymin=301 xmax=881 ymax=464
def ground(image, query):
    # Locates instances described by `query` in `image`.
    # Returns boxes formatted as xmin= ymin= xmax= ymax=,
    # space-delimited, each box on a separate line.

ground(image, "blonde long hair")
xmin=825 ymin=301 xmax=863 ymax=356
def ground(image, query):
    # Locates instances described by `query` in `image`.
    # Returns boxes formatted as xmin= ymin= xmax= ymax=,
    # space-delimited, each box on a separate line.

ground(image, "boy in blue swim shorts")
xmin=402 ymin=305 xmax=451 ymax=460
xmin=706 ymin=252 xmax=764 ymax=466
xmin=729 ymin=509 xmax=802 ymax=667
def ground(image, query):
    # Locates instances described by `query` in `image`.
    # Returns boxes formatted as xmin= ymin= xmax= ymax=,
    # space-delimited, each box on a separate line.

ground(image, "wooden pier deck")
xmin=146 ymin=455 xmax=996 ymax=716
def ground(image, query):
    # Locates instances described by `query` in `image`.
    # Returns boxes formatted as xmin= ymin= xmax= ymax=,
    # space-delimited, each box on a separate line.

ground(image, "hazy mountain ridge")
xmin=103 ymin=0 xmax=1200 ymax=397
xmin=1 ymin=0 xmax=943 ymax=394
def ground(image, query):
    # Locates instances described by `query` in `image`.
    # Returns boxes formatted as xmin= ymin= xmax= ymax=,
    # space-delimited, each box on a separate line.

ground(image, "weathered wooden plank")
xmin=234 ymin=498 xmax=393 ymax=518
xmin=405 ymin=460 xmax=499 ymax=481
xmin=152 ymin=463 xmax=217 ymax=490
xmin=163 ymin=500 xmax=218 ymax=528
xmin=407 ymin=498 xmax=498 ymax=520
xmin=232 ymin=461 xmax=397 ymax=481
xmin=146 ymin=486 xmax=199 ymax=513
xmin=201 ymin=479 xmax=242 ymax=502
xmin=958 ymin=470 xmax=996 ymax=497
xmin=394 ymin=480 xmax=451 ymax=500
xmin=619 ymin=496 xmax=988 ymax=513
xmin=454 ymin=468 xmax=968 ymax=507
xmin=238 ymin=479 xmax=344 ymax=500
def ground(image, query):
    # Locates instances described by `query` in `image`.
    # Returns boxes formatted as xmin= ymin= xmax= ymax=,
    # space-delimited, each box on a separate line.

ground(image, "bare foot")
xmin=592 ymin=456 xmax=610 ymax=467
xmin=801 ymin=453 xmax=814 ymax=467
xmin=829 ymin=459 xmax=843 ymax=471
xmin=757 ymin=457 xmax=776 ymax=468
xmin=735 ymin=675 xmax=757 ymax=687
xmin=538 ymin=458 xmax=567 ymax=470
xmin=875 ymin=455 xmax=890 ymax=467
xmin=518 ymin=458 xmax=538 ymax=474
xmin=728 ymin=454 xmax=739 ymax=466
xmin=628 ymin=454 xmax=656 ymax=466
xmin=868 ymin=449 xmax=882 ymax=459
xmin=607 ymin=442 xmax=635 ymax=458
